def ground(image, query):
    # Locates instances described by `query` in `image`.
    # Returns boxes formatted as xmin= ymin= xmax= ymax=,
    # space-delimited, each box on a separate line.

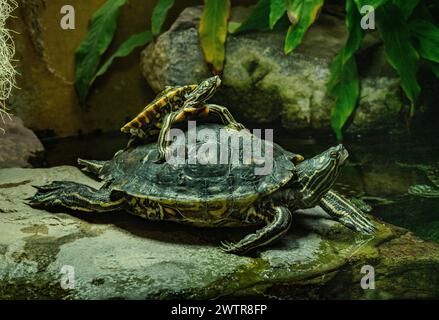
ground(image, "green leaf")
xmin=230 ymin=0 xmax=271 ymax=33
xmin=430 ymin=62 xmax=439 ymax=79
xmin=270 ymin=0 xmax=287 ymax=29
xmin=410 ymin=19 xmax=439 ymax=63
xmin=376 ymin=3 xmax=421 ymax=110
xmin=151 ymin=0 xmax=175 ymax=36
xmin=328 ymin=0 xmax=364 ymax=139
xmin=411 ymin=2 xmax=435 ymax=22
xmin=199 ymin=0 xmax=231 ymax=72
xmin=328 ymin=0 xmax=364 ymax=92
xmin=284 ymin=0 xmax=324 ymax=54
xmin=352 ymin=0 xmax=387 ymax=12
xmin=392 ymin=0 xmax=420 ymax=19
xmin=93 ymin=31 xmax=153 ymax=82
xmin=331 ymin=57 xmax=360 ymax=141
xmin=285 ymin=0 xmax=303 ymax=27
xmin=227 ymin=21 xmax=241 ymax=33
xmin=75 ymin=0 xmax=128 ymax=104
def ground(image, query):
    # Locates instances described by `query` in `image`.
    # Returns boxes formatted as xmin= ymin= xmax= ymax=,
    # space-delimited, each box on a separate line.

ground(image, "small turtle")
xmin=121 ymin=76 xmax=244 ymax=161
xmin=29 ymin=125 xmax=375 ymax=254
xmin=398 ymin=161 xmax=439 ymax=198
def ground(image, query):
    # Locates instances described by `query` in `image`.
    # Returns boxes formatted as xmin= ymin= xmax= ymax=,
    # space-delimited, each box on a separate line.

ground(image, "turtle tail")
xmin=78 ymin=158 xmax=107 ymax=176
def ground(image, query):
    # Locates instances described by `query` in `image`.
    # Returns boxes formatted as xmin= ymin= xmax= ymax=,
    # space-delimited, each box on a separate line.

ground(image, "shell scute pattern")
xmin=101 ymin=125 xmax=298 ymax=217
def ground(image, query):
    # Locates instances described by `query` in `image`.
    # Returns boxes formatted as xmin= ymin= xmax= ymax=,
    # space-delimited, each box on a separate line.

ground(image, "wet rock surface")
xmin=0 ymin=116 xmax=44 ymax=168
xmin=1 ymin=166 xmax=438 ymax=299
xmin=141 ymin=6 xmax=404 ymax=134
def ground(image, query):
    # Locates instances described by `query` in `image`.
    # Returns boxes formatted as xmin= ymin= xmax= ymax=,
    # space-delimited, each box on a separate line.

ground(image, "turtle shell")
xmin=99 ymin=124 xmax=297 ymax=210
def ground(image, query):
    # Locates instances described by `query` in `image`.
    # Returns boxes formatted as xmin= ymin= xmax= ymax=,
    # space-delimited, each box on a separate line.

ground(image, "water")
xmin=39 ymin=128 xmax=439 ymax=243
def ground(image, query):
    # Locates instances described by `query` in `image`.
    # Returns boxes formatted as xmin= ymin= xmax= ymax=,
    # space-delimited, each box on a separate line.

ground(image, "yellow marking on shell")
xmin=122 ymin=85 xmax=197 ymax=132
xmin=156 ymin=98 xmax=167 ymax=108
xmin=175 ymin=110 xmax=188 ymax=122
xmin=207 ymin=200 xmax=230 ymax=218
xmin=140 ymin=114 xmax=150 ymax=124
xmin=159 ymin=198 xmax=177 ymax=206
xmin=164 ymin=207 xmax=176 ymax=215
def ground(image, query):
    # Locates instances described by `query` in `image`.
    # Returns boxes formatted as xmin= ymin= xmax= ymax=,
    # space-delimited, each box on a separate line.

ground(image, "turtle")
xmin=398 ymin=161 xmax=439 ymax=198
xmin=28 ymin=124 xmax=375 ymax=254
xmin=120 ymin=76 xmax=244 ymax=162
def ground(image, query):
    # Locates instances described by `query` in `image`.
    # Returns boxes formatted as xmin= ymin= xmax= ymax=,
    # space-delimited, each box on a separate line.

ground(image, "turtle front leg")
xmin=28 ymin=181 xmax=125 ymax=213
xmin=154 ymin=111 xmax=179 ymax=163
xmin=221 ymin=205 xmax=292 ymax=255
xmin=319 ymin=190 xmax=376 ymax=234
xmin=205 ymin=104 xmax=245 ymax=130
xmin=153 ymin=107 xmax=208 ymax=163
xmin=154 ymin=104 xmax=244 ymax=163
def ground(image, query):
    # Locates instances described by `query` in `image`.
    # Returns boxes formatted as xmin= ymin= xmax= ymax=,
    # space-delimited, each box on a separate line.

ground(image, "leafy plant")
xmin=199 ymin=0 xmax=231 ymax=73
xmin=75 ymin=0 xmax=439 ymax=138
xmin=75 ymin=0 xmax=128 ymax=104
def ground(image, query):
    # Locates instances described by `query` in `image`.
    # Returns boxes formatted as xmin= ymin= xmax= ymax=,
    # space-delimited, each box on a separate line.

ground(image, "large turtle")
xmin=121 ymin=76 xmax=244 ymax=162
xmin=29 ymin=124 xmax=375 ymax=254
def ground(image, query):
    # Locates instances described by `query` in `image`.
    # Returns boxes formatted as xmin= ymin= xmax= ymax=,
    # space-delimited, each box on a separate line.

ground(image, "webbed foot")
xmin=337 ymin=212 xmax=377 ymax=234
xmin=28 ymin=181 xmax=83 ymax=208
xmin=28 ymin=181 xmax=123 ymax=213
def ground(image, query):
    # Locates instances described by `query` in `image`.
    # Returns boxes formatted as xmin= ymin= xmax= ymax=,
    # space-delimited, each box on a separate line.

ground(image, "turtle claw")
xmin=153 ymin=148 xmax=172 ymax=164
xmin=32 ymin=181 xmax=65 ymax=191
xmin=28 ymin=181 xmax=80 ymax=208
xmin=28 ymin=190 xmax=59 ymax=207
xmin=153 ymin=156 xmax=166 ymax=164
xmin=339 ymin=213 xmax=377 ymax=235
xmin=220 ymin=241 xmax=237 ymax=253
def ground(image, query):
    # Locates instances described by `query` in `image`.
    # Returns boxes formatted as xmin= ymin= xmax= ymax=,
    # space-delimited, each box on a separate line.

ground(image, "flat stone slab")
xmin=1 ymin=167 xmax=438 ymax=299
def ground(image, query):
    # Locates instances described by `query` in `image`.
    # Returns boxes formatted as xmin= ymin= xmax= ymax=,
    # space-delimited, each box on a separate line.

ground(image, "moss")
xmin=13 ymin=224 xmax=103 ymax=273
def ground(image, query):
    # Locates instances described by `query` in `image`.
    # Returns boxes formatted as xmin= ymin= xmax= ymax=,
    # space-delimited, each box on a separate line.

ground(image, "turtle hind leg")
xmin=320 ymin=190 xmax=376 ymax=234
xmin=28 ymin=181 xmax=124 ymax=213
xmin=221 ymin=205 xmax=292 ymax=255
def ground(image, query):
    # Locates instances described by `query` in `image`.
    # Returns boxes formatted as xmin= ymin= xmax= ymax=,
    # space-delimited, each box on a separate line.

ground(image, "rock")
xmin=0 ymin=116 xmax=44 ymax=168
xmin=1 ymin=166 xmax=438 ymax=299
xmin=141 ymin=6 xmax=404 ymax=134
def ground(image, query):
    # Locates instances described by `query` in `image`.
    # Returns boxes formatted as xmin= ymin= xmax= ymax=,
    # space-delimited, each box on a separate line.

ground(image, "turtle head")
xmin=295 ymin=144 xmax=348 ymax=208
xmin=183 ymin=76 xmax=221 ymax=108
